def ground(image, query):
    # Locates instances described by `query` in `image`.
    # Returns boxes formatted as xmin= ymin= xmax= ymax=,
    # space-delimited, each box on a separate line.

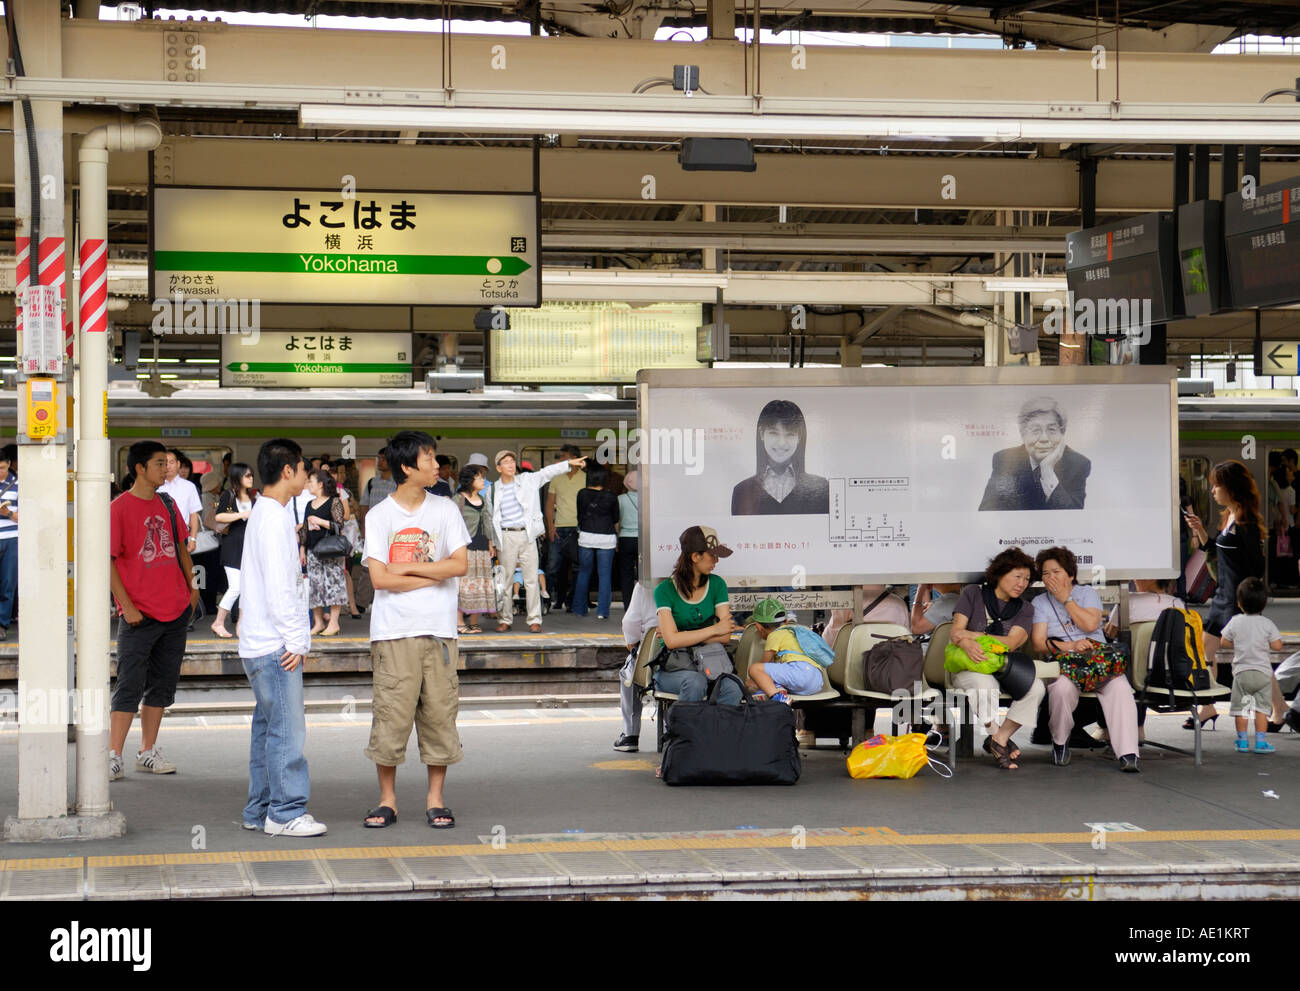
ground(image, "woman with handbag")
xmin=652 ymin=525 xmax=741 ymax=705
xmin=947 ymin=547 xmax=1044 ymax=770
xmin=1032 ymin=545 xmax=1140 ymax=772
xmin=303 ymin=468 xmax=348 ymax=637
xmin=1184 ymin=460 xmax=1267 ymax=728
xmin=209 ymin=462 xmax=256 ymax=639
xmin=454 ymin=464 xmax=497 ymax=634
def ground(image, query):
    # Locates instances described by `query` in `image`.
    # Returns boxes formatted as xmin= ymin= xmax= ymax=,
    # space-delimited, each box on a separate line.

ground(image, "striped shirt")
xmin=496 ymin=481 xmax=526 ymax=527
xmin=0 ymin=476 xmax=14 ymax=541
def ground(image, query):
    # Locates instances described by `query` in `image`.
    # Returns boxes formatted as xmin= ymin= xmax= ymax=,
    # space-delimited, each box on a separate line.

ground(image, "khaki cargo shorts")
xmin=365 ymin=636 xmax=464 ymax=767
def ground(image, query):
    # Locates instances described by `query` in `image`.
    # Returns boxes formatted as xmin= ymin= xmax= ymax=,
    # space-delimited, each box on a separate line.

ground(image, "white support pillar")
xmin=5 ymin=0 xmax=72 ymax=840
xmin=74 ymin=138 xmax=111 ymax=819
xmin=73 ymin=116 xmax=161 ymax=826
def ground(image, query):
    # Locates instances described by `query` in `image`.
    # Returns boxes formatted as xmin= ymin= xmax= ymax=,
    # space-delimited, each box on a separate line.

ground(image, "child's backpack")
xmin=1146 ymin=607 xmax=1212 ymax=706
xmin=776 ymin=625 xmax=836 ymax=668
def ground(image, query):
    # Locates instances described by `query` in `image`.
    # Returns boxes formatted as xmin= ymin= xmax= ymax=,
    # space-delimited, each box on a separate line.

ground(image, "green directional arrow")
xmin=157 ymin=250 xmax=532 ymax=276
xmin=227 ymin=362 xmax=411 ymax=373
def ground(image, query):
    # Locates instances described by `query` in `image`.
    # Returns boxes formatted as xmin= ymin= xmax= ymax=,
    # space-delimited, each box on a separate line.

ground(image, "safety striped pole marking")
xmin=79 ymin=238 xmax=108 ymax=335
xmin=15 ymin=235 xmax=69 ymax=354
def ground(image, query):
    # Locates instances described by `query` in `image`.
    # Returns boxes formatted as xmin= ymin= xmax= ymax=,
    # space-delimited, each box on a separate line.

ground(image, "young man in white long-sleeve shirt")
xmin=615 ymin=581 xmax=660 ymax=752
xmin=238 ymin=437 xmax=327 ymax=837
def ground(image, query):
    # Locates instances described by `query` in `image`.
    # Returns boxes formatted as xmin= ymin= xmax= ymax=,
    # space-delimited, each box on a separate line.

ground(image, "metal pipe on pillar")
xmin=74 ymin=115 xmax=161 ymax=824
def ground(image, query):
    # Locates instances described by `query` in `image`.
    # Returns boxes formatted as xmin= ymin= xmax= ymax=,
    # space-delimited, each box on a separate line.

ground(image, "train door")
xmin=1266 ymin=448 xmax=1298 ymax=593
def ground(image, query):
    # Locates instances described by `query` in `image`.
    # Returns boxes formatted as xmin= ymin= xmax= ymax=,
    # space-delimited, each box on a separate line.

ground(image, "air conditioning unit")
xmin=425 ymin=370 xmax=485 ymax=393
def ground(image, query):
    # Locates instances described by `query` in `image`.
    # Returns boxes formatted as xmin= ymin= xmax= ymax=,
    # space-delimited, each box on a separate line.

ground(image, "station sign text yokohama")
xmin=151 ymin=186 xmax=538 ymax=306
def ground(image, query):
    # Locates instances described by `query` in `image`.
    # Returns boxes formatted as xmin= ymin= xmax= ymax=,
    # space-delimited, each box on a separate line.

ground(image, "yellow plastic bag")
xmin=846 ymin=732 xmax=949 ymax=780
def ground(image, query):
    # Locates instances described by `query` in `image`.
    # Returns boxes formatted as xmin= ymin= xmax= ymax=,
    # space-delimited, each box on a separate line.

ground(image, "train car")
xmin=100 ymin=385 xmax=638 ymax=494
xmin=0 ymin=385 xmax=1294 ymax=587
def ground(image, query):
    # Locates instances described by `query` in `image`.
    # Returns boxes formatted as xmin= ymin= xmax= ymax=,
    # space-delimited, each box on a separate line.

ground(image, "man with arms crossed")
xmin=363 ymin=430 xmax=471 ymax=829
xmin=238 ymin=438 xmax=327 ymax=836
xmin=109 ymin=441 xmax=200 ymax=779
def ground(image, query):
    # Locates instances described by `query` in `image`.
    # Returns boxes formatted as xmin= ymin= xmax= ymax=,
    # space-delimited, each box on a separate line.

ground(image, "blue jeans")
xmin=654 ymin=668 xmax=743 ymax=704
xmin=0 ymin=537 xmax=16 ymax=628
xmin=572 ymin=545 xmax=614 ymax=617
xmin=241 ymin=649 xmax=309 ymax=826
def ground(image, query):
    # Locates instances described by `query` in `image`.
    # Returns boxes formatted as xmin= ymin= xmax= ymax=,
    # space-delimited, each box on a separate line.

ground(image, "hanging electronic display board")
xmin=1177 ymin=199 xmax=1230 ymax=316
xmin=1224 ymin=176 xmax=1300 ymax=309
xmin=1065 ymin=212 xmax=1179 ymax=331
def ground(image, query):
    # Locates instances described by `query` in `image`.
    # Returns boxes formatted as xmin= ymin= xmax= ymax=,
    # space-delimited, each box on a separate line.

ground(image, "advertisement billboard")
xmin=638 ymin=366 xmax=1178 ymax=585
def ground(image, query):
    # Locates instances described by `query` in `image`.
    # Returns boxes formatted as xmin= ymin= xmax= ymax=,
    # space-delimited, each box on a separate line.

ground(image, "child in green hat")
xmin=747 ymin=597 xmax=826 ymax=704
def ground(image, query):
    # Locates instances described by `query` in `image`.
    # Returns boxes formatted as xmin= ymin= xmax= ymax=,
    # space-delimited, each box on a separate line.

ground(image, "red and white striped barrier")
xmin=78 ymin=237 xmax=108 ymax=336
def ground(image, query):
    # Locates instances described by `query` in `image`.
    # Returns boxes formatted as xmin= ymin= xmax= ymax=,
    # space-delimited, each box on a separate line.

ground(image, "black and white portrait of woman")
xmin=978 ymin=396 xmax=1091 ymax=512
xmin=730 ymin=399 xmax=830 ymax=516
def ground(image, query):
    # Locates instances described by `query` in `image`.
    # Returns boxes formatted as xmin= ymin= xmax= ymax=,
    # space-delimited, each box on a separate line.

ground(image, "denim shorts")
xmin=763 ymin=660 xmax=825 ymax=696
xmin=112 ymin=607 xmax=191 ymax=712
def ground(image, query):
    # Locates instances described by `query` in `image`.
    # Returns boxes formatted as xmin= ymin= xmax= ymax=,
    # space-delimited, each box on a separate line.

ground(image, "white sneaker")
xmin=136 ymin=747 xmax=177 ymax=774
xmin=108 ymin=751 xmax=124 ymax=781
xmin=264 ymin=813 xmax=328 ymax=837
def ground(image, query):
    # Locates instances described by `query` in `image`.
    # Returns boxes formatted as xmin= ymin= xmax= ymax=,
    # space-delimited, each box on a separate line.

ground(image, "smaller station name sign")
xmin=153 ymin=187 xmax=538 ymax=306
xmin=221 ymin=331 xmax=413 ymax=388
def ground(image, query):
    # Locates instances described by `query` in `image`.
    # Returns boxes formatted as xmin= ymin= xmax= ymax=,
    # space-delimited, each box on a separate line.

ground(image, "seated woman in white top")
xmin=822 ymin=585 xmax=910 ymax=648
xmin=1032 ymin=546 xmax=1141 ymax=773
xmin=1103 ymin=578 xmax=1183 ymax=639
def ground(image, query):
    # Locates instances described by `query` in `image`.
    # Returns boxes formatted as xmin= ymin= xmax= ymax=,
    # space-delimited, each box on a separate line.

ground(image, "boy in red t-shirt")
xmin=108 ymin=440 xmax=199 ymax=781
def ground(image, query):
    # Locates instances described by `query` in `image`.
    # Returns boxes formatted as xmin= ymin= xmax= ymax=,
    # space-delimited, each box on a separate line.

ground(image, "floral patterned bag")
xmin=1055 ymin=642 xmax=1129 ymax=692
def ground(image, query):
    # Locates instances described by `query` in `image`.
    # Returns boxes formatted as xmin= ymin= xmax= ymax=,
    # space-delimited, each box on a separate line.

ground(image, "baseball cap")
xmin=751 ymin=597 xmax=787 ymax=625
xmin=680 ymin=525 xmax=732 ymax=558
xmin=494 ymin=449 xmax=517 ymax=466
xmin=520 ymin=460 xmax=534 ymax=471
xmin=467 ymin=452 xmax=489 ymax=468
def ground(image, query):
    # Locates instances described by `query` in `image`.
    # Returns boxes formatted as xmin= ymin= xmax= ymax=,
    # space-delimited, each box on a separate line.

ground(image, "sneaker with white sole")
xmin=264 ymin=813 xmax=328 ymax=837
xmin=108 ymin=751 xmax=124 ymax=782
xmin=135 ymin=747 xmax=177 ymax=774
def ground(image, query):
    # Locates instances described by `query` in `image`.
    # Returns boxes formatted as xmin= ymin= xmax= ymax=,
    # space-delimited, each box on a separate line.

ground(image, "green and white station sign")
xmin=153 ymin=187 xmax=538 ymax=305
xmin=221 ymin=331 xmax=413 ymax=388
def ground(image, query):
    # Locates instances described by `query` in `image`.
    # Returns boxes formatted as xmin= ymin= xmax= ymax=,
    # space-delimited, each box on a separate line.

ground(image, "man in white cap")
xmin=490 ymin=449 xmax=585 ymax=632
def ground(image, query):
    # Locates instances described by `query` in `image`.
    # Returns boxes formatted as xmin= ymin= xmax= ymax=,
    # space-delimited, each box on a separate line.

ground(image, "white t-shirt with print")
xmin=363 ymin=492 xmax=470 ymax=642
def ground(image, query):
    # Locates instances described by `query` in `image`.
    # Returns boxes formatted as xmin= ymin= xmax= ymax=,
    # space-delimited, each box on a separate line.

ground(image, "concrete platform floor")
xmin=3 ymin=700 xmax=1300 ymax=898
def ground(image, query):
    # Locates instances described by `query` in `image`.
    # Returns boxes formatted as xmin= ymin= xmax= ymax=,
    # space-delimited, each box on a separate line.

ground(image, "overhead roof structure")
xmin=2 ymin=1 xmax=1299 ymax=375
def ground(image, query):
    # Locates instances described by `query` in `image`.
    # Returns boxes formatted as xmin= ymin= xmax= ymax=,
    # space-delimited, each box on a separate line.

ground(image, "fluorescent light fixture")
xmin=542 ymin=269 xmax=728 ymax=288
xmin=300 ymin=104 xmax=1300 ymax=144
xmin=185 ymin=358 xmax=220 ymax=364
xmin=106 ymin=263 xmax=148 ymax=279
xmin=983 ymin=277 xmax=1068 ymax=292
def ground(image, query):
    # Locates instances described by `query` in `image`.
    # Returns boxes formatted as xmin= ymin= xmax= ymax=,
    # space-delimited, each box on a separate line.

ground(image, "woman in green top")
xmin=653 ymin=525 xmax=741 ymax=703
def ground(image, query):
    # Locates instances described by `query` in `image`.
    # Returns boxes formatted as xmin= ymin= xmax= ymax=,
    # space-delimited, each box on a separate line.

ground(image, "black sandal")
xmin=363 ymin=805 xmax=397 ymax=828
xmin=426 ymin=807 xmax=455 ymax=829
xmin=987 ymin=737 xmax=1019 ymax=770
xmin=983 ymin=735 xmax=1020 ymax=761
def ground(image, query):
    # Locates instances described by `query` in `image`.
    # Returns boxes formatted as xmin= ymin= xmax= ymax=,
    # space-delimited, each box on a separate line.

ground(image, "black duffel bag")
xmin=660 ymin=674 xmax=800 ymax=786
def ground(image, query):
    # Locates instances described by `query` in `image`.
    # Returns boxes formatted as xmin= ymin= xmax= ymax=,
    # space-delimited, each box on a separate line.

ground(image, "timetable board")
xmin=487 ymin=301 xmax=705 ymax=384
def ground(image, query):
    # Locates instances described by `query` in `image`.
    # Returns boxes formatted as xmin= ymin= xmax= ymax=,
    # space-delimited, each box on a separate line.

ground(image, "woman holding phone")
xmin=1184 ymin=460 xmax=1266 ymax=729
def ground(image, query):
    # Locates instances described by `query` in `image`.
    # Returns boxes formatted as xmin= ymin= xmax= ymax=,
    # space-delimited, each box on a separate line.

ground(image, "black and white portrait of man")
xmin=978 ymin=396 xmax=1091 ymax=511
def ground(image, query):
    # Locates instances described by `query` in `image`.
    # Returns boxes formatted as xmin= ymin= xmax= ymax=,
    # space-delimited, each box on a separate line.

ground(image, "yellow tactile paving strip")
xmin=8 ymin=827 xmax=1300 ymax=873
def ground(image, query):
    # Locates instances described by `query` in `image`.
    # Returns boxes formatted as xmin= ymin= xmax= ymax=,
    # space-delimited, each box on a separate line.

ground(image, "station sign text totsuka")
xmin=152 ymin=187 xmax=538 ymax=306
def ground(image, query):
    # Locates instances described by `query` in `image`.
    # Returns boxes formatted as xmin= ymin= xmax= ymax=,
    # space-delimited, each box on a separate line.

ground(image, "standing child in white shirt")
xmin=1221 ymin=577 xmax=1284 ymax=754
xmin=362 ymin=430 xmax=470 ymax=830
xmin=238 ymin=438 xmax=326 ymax=836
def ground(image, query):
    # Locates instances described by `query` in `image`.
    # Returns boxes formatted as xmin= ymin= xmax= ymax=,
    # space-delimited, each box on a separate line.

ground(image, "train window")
xmin=114 ymin=445 xmax=233 ymax=488
xmin=1179 ymin=456 xmax=1211 ymax=525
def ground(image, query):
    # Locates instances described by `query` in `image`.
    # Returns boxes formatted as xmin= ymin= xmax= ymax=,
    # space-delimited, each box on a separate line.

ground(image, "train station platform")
xmin=0 ymin=609 xmax=631 ymax=695
xmin=3 ymin=701 xmax=1299 ymax=900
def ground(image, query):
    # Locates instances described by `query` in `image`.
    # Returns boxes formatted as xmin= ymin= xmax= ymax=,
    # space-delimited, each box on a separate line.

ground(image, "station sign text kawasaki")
xmin=152 ymin=187 xmax=538 ymax=306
